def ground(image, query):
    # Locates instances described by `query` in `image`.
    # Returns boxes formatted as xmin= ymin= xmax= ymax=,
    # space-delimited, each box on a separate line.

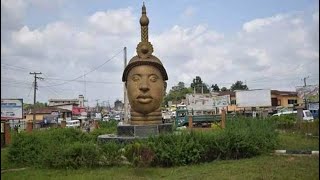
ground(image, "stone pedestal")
xmin=97 ymin=123 xmax=173 ymax=144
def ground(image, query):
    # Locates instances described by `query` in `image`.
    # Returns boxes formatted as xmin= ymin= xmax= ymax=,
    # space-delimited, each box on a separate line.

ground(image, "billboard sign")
xmin=186 ymin=94 xmax=214 ymax=111
xmin=1 ymin=99 xmax=23 ymax=119
xmin=308 ymin=102 xmax=319 ymax=111
xmin=213 ymin=95 xmax=230 ymax=107
xmin=236 ymin=89 xmax=271 ymax=107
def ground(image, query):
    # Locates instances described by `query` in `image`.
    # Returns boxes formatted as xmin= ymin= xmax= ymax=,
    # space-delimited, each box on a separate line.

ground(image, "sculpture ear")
xmin=164 ymin=82 xmax=167 ymax=95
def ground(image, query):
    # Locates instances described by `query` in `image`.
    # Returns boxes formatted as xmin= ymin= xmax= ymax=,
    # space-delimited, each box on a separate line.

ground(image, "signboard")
xmin=186 ymin=94 xmax=214 ymax=111
xmin=1 ymin=99 xmax=23 ymax=119
xmin=308 ymin=102 xmax=319 ymax=111
xmin=213 ymin=95 xmax=230 ymax=107
xmin=236 ymin=89 xmax=271 ymax=107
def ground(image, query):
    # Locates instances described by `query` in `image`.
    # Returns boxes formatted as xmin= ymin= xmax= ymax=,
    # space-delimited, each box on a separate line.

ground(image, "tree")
xmin=190 ymin=76 xmax=210 ymax=94
xmin=221 ymin=87 xmax=228 ymax=91
xmin=163 ymin=82 xmax=193 ymax=106
xmin=230 ymin=81 xmax=248 ymax=91
xmin=211 ymin=84 xmax=220 ymax=92
xmin=23 ymin=102 xmax=48 ymax=113
xmin=177 ymin=82 xmax=185 ymax=89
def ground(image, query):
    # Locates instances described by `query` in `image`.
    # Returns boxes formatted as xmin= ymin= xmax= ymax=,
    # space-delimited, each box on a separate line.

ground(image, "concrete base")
xmin=97 ymin=123 xmax=173 ymax=144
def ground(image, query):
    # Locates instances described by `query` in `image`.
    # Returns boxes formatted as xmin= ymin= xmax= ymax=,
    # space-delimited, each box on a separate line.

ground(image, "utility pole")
xmin=83 ymin=71 xmax=86 ymax=106
xmin=303 ymin=76 xmax=309 ymax=109
xmin=29 ymin=72 xmax=43 ymax=128
xmin=201 ymin=84 xmax=204 ymax=94
xmin=95 ymin=99 xmax=100 ymax=112
xmin=123 ymin=47 xmax=129 ymax=123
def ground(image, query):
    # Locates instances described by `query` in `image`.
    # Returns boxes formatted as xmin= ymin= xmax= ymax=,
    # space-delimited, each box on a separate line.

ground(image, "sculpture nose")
xmin=139 ymin=80 xmax=150 ymax=92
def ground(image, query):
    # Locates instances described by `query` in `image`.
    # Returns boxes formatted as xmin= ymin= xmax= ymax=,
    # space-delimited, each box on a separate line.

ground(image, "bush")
xmin=8 ymin=128 xmax=96 ymax=168
xmin=125 ymin=141 xmax=155 ymax=167
xmin=61 ymin=142 xmax=101 ymax=169
xmin=147 ymin=131 xmax=204 ymax=167
xmin=99 ymin=141 xmax=124 ymax=166
xmin=270 ymin=114 xmax=296 ymax=129
xmin=88 ymin=121 xmax=117 ymax=141
xmin=7 ymin=118 xmax=279 ymax=168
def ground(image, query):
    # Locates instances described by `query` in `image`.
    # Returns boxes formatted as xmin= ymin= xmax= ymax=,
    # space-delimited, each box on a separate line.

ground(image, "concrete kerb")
xmin=274 ymin=150 xmax=319 ymax=155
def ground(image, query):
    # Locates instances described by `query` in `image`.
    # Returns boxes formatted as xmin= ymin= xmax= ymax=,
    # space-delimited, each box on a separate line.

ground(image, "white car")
xmin=102 ymin=116 xmax=110 ymax=122
xmin=114 ymin=115 xmax=121 ymax=121
xmin=272 ymin=110 xmax=314 ymax=121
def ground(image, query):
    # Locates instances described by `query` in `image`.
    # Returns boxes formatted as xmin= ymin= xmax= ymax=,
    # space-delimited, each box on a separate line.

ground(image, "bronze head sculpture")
xmin=122 ymin=3 xmax=168 ymax=125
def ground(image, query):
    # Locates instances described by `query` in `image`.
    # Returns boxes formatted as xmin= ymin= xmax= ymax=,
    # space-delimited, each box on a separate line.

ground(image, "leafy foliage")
xmin=230 ymin=81 xmax=249 ymax=91
xmin=163 ymin=84 xmax=192 ymax=106
xmin=190 ymin=76 xmax=210 ymax=94
xmin=211 ymin=84 xmax=220 ymax=92
xmin=7 ymin=117 xmax=278 ymax=168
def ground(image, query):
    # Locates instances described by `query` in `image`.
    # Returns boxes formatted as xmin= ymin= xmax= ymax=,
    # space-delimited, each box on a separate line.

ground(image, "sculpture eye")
xmin=149 ymin=75 xmax=158 ymax=82
xmin=132 ymin=75 xmax=140 ymax=82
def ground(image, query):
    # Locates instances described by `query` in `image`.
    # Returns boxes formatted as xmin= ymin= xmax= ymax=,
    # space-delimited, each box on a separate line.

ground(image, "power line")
xmin=42 ymin=49 xmax=123 ymax=87
xmin=40 ymin=77 xmax=122 ymax=84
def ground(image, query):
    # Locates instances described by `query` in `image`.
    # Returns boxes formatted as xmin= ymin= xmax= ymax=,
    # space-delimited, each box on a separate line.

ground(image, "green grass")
xmin=277 ymin=132 xmax=319 ymax=150
xmin=1 ymin=155 xmax=318 ymax=180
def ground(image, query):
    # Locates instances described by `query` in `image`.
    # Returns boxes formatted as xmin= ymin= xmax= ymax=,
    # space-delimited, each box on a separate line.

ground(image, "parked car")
xmin=114 ymin=115 xmax=121 ymax=121
xmin=309 ymin=109 xmax=319 ymax=119
xmin=102 ymin=116 xmax=110 ymax=122
xmin=272 ymin=110 xmax=314 ymax=121
xmin=66 ymin=120 xmax=81 ymax=128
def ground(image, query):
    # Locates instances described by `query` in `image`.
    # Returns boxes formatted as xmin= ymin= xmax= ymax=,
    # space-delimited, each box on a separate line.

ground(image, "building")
xmin=48 ymin=95 xmax=85 ymax=107
xmin=48 ymin=95 xmax=86 ymax=117
xmin=26 ymin=107 xmax=72 ymax=127
xmin=218 ymin=90 xmax=304 ymax=114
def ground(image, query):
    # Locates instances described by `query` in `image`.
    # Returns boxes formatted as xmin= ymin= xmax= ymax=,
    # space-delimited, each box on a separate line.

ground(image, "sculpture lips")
xmin=137 ymin=95 xmax=153 ymax=104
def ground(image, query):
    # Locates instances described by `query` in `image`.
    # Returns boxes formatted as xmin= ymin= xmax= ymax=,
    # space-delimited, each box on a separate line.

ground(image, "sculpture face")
xmin=126 ymin=65 xmax=166 ymax=114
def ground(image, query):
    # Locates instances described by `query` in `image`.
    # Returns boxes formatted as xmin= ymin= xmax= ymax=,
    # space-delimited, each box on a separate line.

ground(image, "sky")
xmin=1 ymin=0 xmax=319 ymax=107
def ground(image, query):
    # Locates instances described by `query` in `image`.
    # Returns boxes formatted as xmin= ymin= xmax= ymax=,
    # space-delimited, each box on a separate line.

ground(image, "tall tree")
xmin=230 ymin=81 xmax=249 ymax=91
xmin=211 ymin=84 xmax=220 ymax=92
xmin=190 ymin=76 xmax=210 ymax=93
xmin=163 ymin=82 xmax=193 ymax=106
xmin=177 ymin=82 xmax=185 ymax=89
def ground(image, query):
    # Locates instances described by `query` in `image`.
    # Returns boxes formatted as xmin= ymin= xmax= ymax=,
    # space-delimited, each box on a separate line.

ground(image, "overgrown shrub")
xmin=88 ymin=121 xmax=117 ymax=141
xmin=7 ymin=117 xmax=279 ymax=168
xmin=8 ymin=128 xmax=97 ymax=168
xmin=270 ymin=114 xmax=296 ymax=129
xmin=125 ymin=141 xmax=155 ymax=167
xmin=147 ymin=131 xmax=204 ymax=167
xmin=61 ymin=142 xmax=101 ymax=169
xmin=99 ymin=141 xmax=124 ymax=166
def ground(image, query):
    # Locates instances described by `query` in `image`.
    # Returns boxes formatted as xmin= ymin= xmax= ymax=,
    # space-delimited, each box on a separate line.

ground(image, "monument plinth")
xmin=98 ymin=3 xmax=172 ymax=143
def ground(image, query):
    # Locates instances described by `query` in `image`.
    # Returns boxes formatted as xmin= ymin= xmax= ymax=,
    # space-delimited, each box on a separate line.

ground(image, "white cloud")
xmin=88 ymin=8 xmax=136 ymax=35
xmin=243 ymin=14 xmax=287 ymax=33
xmin=1 ymin=0 xmax=27 ymax=31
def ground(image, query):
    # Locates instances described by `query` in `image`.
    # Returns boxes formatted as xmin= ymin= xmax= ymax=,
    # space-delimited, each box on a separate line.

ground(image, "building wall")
xmin=26 ymin=114 xmax=46 ymax=122
xmin=51 ymin=104 xmax=73 ymax=111
xmin=48 ymin=100 xmax=79 ymax=106
xmin=225 ymin=93 xmax=303 ymax=113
